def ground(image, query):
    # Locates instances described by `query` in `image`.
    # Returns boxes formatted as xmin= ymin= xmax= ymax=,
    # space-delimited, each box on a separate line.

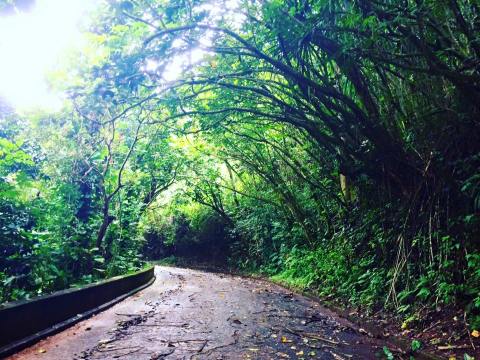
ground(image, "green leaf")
xmin=93 ymin=256 xmax=105 ymax=264
xmin=411 ymin=339 xmax=421 ymax=352
xmin=383 ymin=346 xmax=394 ymax=360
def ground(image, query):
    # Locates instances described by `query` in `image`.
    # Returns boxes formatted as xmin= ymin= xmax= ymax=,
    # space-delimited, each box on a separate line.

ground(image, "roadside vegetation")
xmin=1 ymin=0 xmax=479 ymax=356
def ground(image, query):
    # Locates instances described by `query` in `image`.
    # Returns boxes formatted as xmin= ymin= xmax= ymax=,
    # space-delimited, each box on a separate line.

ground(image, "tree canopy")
xmin=1 ymin=0 xmax=480 ymax=341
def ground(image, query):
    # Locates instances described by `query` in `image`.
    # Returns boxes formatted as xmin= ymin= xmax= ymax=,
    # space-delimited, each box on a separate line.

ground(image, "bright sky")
xmin=0 ymin=0 xmax=95 ymax=111
xmin=0 ymin=0 xmax=242 ymax=112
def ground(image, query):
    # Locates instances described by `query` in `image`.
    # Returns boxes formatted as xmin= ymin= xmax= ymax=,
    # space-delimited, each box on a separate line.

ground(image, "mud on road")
xmin=9 ymin=266 xmax=391 ymax=359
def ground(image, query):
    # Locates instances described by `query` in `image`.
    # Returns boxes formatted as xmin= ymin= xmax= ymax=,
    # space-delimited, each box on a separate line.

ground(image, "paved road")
xmin=9 ymin=266 xmax=388 ymax=359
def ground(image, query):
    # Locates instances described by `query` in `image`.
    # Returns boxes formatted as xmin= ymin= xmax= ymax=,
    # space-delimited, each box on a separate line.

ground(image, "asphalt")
xmin=8 ymin=266 xmax=389 ymax=359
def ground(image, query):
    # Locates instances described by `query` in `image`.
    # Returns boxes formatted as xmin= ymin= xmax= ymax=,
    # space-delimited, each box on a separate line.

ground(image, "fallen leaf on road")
xmin=98 ymin=338 xmax=113 ymax=345
xmin=358 ymin=328 xmax=373 ymax=337
xmin=438 ymin=344 xmax=470 ymax=350
xmin=281 ymin=336 xmax=292 ymax=343
xmin=38 ymin=349 xmax=46 ymax=353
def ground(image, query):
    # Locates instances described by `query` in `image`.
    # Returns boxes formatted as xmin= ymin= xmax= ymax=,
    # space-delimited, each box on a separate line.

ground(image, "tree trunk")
xmin=96 ymin=200 xmax=111 ymax=248
xmin=340 ymin=173 xmax=351 ymax=203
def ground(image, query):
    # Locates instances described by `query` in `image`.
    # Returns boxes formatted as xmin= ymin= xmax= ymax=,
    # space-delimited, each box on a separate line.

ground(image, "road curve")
xmin=8 ymin=266 xmax=388 ymax=359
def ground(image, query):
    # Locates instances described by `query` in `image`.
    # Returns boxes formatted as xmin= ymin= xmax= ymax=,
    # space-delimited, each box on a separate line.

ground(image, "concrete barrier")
xmin=0 ymin=266 xmax=155 ymax=358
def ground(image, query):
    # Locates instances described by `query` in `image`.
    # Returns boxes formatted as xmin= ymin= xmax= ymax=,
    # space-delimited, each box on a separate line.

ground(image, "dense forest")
xmin=1 ymin=0 xmax=479 ymax=355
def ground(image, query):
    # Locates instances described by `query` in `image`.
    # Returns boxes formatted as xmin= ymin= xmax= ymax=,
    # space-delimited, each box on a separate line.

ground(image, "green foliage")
xmin=383 ymin=346 xmax=394 ymax=360
xmin=411 ymin=339 xmax=422 ymax=352
xmin=1 ymin=0 xmax=480 ymax=337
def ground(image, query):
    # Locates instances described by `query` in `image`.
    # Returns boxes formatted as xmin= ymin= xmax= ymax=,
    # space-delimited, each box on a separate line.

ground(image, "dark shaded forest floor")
xmin=323 ymin=298 xmax=480 ymax=360
xmin=9 ymin=266 xmax=398 ymax=359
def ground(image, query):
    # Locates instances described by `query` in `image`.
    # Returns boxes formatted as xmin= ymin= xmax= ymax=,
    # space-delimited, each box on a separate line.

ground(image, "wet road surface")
xmin=9 ymin=266 xmax=388 ymax=359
